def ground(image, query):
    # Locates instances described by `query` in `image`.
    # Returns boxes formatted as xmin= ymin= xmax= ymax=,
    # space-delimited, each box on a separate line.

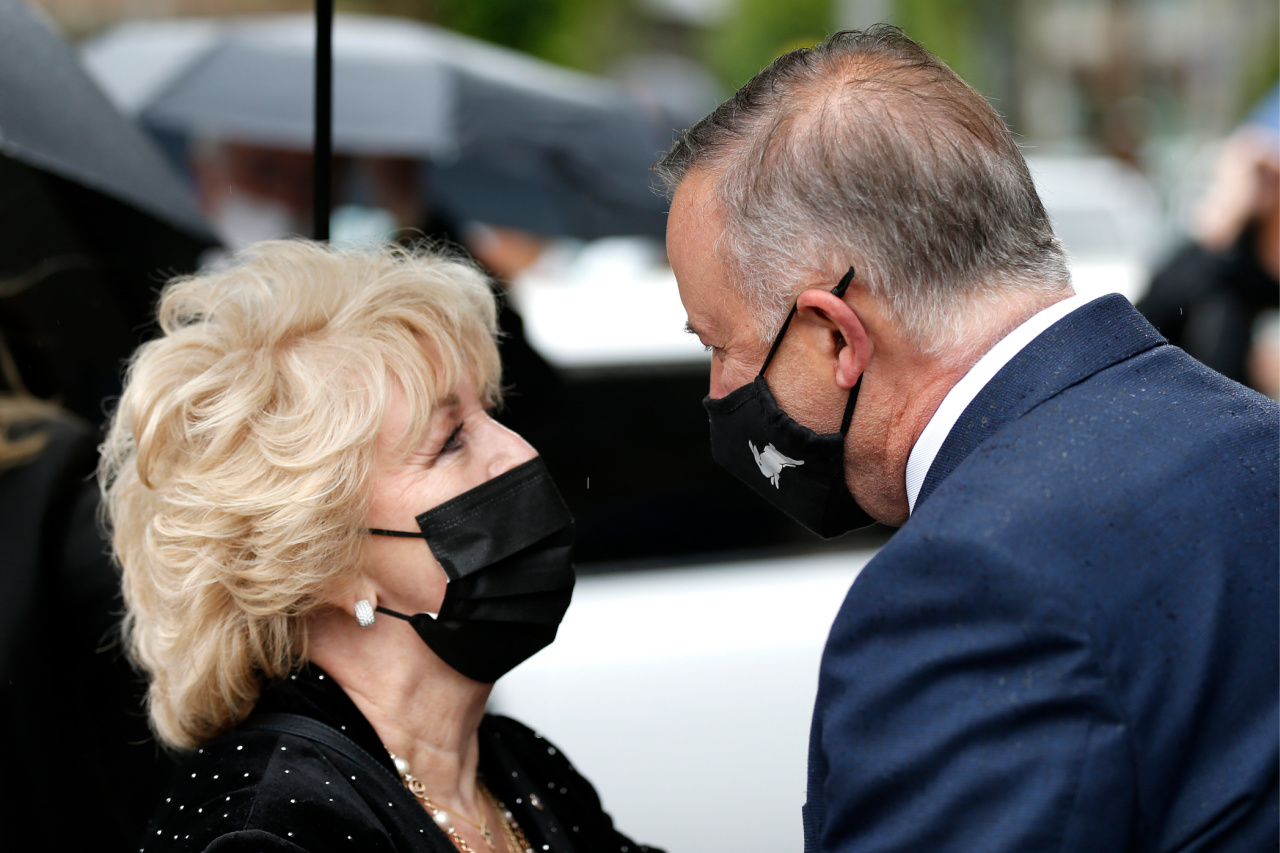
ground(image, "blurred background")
xmin=5 ymin=0 xmax=1277 ymax=851
xmin=36 ymin=0 xmax=1280 ymax=157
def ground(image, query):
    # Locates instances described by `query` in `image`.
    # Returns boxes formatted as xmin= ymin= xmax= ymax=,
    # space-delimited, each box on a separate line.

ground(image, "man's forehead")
xmin=667 ymin=171 xmax=755 ymax=337
xmin=676 ymin=264 xmax=754 ymax=346
xmin=667 ymin=172 xmax=727 ymax=278
xmin=670 ymin=168 xmax=720 ymax=214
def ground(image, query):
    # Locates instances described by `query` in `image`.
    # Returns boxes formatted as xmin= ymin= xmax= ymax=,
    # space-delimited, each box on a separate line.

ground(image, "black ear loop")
xmin=757 ymin=266 xmax=861 ymax=435
xmin=362 ymin=530 xmax=433 ymax=619
xmin=758 ymin=266 xmax=857 ymax=377
xmin=375 ymin=605 xmax=418 ymax=621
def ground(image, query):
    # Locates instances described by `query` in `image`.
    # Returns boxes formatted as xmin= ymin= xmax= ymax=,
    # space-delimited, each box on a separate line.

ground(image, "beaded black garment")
xmin=141 ymin=665 xmax=660 ymax=853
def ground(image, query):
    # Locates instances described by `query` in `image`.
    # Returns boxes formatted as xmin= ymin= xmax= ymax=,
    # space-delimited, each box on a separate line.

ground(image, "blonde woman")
xmin=101 ymin=241 xmax=658 ymax=853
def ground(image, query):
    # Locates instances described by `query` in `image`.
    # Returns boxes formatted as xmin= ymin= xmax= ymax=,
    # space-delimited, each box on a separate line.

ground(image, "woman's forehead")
xmin=379 ymin=364 xmax=483 ymax=446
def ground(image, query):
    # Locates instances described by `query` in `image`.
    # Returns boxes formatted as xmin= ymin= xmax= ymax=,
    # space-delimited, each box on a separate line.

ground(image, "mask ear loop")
xmin=832 ymin=267 xmax=860 ymax=435
xmin=839 ymin=376 xmax=862 ymax=435
xmin=758 ymin=306 xmax=799 ymax=379
xmin=758 ymin=265 xmax=858 ymax=379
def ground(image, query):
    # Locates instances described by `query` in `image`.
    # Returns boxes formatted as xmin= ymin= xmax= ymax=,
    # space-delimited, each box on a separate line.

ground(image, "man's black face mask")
xmin=368 ymin=457 xmax=575 ymax=683
xmin=703 ymin=267 xmax=876 ymax=539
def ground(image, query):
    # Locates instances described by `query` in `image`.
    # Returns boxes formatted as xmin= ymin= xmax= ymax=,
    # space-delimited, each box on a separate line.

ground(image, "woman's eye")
xmin=441 ymin=422 xmax=465 ymax=454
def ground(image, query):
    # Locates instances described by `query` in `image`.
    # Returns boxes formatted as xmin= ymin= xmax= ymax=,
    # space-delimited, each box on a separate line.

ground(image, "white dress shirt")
xmin=903 ymin=293 xmax=1095 ymax=515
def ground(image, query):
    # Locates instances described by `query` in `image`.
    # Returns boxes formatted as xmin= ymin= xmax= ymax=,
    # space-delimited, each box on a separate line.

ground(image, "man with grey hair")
xmin=659 ymin=26 xmax=1277 ymax=853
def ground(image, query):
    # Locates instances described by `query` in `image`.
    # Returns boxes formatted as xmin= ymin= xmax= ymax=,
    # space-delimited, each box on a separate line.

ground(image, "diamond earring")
xmin=355 ymin=599 xmax=376 ymax=628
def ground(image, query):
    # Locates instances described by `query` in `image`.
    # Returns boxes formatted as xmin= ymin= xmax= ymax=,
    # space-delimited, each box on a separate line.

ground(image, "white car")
xmin=1026 ymin=154 xmax=1166 ymax=304
xmin=492 ymin=548 xmax=877 ymax=853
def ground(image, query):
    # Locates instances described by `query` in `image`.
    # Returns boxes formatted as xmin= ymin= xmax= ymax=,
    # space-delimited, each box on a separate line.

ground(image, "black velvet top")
xmin=140 ymin=665 xmax=660 ymax=853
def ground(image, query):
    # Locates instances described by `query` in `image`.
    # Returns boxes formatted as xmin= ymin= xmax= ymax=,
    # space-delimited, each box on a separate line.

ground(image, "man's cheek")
xmin=719 ymin=361 xmax=757 ymax=398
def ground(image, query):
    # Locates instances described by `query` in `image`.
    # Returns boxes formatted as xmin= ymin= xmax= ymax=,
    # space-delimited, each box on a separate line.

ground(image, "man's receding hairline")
xmin=697 ymin=50 xmax=945 ymax=191
xmin=657 ymin=25 xmax=1070 ymax=355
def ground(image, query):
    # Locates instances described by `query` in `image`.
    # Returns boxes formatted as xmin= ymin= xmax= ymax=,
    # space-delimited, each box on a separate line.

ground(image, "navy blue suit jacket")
xmin=804 ymin=295 xmax=1279 ymax=852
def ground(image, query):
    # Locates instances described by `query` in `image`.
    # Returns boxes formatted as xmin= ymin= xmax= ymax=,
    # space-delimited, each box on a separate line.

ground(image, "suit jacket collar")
xmin=915 ymin=294 xmax=1166 ymax=509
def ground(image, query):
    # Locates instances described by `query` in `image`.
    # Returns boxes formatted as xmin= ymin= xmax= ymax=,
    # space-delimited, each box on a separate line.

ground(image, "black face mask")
xmin=367 ymin=456 xmax=575 ymax=683
xmin=703 ymin=267 xmax=876 ymax=539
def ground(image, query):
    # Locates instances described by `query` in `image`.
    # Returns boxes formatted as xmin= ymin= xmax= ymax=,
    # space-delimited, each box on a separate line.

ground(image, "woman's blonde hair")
xmin=99 ymin=240 xmax=501 ymax=750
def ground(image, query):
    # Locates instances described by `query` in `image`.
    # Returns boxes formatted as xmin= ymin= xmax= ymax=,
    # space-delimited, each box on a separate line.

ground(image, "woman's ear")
xmin=795 ymin=288 xmax=871 ymax=390
xmin=313 ymin=569 xmax=377 ymax=612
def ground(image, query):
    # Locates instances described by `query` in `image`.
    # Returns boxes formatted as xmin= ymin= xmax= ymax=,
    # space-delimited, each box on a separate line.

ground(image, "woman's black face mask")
xmin=703 ymin=267 xmax=876 ymax=539
xmin=367 ymin=457 xmax=575 ymax=683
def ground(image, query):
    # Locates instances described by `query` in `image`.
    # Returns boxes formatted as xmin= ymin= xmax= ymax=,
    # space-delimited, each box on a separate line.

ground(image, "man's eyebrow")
xmin=439 ymin=392 xmax=461 ymax=408
xmin=683 ymin=320 xmax=702 ymax=337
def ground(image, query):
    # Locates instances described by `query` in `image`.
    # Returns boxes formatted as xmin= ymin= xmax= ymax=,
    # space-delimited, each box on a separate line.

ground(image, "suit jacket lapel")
xmin=916 ymin=294 xmax=1166 ymax=508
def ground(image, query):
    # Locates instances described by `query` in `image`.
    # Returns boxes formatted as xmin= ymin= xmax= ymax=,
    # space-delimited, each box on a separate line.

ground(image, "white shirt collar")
xmin=903 ymin=293 xmax=1094 ymax=514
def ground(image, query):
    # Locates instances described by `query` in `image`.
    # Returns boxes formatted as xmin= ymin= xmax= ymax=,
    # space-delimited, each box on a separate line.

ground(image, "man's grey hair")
xmin=655 ymin=26 xmax=1071 ymax=356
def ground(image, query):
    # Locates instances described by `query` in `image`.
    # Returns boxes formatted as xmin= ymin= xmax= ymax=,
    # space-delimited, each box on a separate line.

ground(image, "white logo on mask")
xmin=750 ymin=441 xmax=804 ymax=488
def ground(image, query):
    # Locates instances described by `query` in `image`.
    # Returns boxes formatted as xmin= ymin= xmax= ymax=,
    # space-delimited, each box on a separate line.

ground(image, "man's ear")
xmin=795 ymin=288 xmax=871 ymax=391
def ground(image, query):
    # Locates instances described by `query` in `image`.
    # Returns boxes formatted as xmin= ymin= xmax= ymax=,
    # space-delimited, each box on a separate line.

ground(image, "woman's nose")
xmin=482 ymin=415 xmax=538 ymax=479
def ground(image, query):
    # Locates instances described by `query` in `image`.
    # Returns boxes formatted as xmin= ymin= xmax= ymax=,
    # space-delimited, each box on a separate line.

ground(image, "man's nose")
xmin=709 ymin=354 xmax=727 ymax=399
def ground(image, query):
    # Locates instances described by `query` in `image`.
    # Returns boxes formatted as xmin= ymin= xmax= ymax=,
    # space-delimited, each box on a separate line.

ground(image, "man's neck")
xmin=846 ymin=288 xmax=1071 ymax=525
xmin=905 ymin=290 xmax=1093 ymax=513
xmin=847 ymin=351 xmax=968 ymax=526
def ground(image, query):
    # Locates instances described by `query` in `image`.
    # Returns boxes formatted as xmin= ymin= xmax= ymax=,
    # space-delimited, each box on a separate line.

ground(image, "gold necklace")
xmin=389 ymin=752 xmax=494 ymax=851
xmin=479 ymin=780 xmax=532 ymax=853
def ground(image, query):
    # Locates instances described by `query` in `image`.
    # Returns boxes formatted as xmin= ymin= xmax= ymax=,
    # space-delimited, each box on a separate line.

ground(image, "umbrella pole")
xmin=313 ymin=0 xmax=333 ymax=242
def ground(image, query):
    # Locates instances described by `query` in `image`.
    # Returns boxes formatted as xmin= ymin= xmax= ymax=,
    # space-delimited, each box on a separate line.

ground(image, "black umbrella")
xmin=0 ymin=0 xmax=218 ymax=421
xmin=1 ymin=7 xmax=220 ymax=849
xmin=0 ymin=2 xmax=213 ymax=238
xmin=82 ymin=13 xmax=673 ymax=239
